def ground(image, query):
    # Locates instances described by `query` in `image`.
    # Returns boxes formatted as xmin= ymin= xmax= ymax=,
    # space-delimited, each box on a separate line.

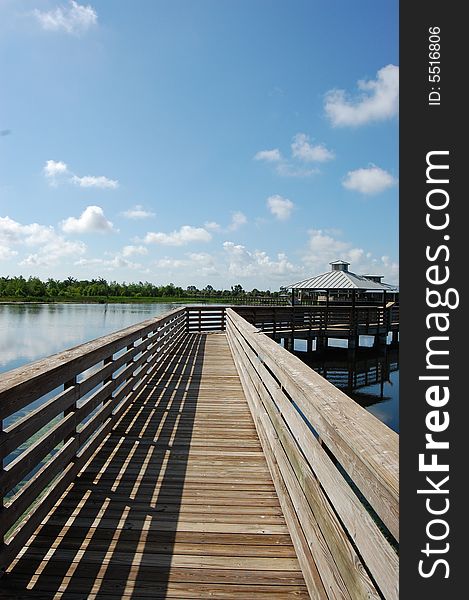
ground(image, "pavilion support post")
xmin=374 ymin=333 xmax=388 ymax=348
xmin=306 ymin=336 xmax=313 ymax=353
xmin=391 ymin=330 xmax=399 ymax=345
xmin=316 ymin=335 xmax=327 ymax=352
xmin=382 ymin=290 xmax=389 ymax=335
xmin=324 ymin=293 xmax=329 ymax=335
xmin=351 ymin=289 xmax=357 ymax=338
xmin=373 ymin=290 xmax=387 ymax=348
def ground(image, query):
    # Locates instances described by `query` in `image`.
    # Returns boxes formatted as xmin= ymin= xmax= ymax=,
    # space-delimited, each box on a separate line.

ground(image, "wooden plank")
xmin=27 ymin=536 xmax=297 ymax=557
xmin=2 ymin=331 xmax=307 ymax=599
xmin=229 ymin=316 xmax=399 ymax=598
xmin=227 ymin=308 xmax=399 ymax=541
xmin=32 ymin=525 xmax=295 ymax=547
xmin=2 ymin=439 xmax=78 ymax=536
xmin=0 ymin=580 xmax=310 ymax=599
xmin=0 ymin=308 xmax=186 ymax=419
xmin=0 ymin=325 xmax=187 ymax=569
xmin=2 ymin=566 xmax=307 ymax=589
xmin=228 ymin=325 xmax=351 ymax=600
xmin=0 ymin=385 xmax=78 ymax=460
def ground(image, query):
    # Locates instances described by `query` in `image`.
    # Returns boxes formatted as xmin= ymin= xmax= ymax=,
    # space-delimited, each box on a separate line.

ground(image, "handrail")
xmin=225 ymin=308 xmax=398 ymax=599
xmin=0 ymin=304 xmax=399 ymax=595
xmin=0 ymin=306 xmax=186 ymax=572
xmin=234 ymin=304 xmax=396 ymax=336
xmin=185 ymin=305 xmax=226 ymax=332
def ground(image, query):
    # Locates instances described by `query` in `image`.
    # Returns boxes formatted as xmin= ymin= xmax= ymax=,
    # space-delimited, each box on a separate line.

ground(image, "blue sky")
xmin=0 ymin=0 xmax=399 ymax=290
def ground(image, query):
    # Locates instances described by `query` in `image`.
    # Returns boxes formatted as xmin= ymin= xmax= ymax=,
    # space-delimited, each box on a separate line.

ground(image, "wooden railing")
xmin=185 ymin=305 xmax=226 ymax=332
xmin=234 ymin=304 xmax=396 ymax=337
xmin=0 ymin=304 xmax=399 ymax=596
xmin=0 ymin=307 xmax=186 ymax=572
xmin=225 ymin=308 xmax=399 ymax=599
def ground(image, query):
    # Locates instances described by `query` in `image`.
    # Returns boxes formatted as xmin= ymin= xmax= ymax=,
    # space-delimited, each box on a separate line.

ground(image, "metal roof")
xmin=329 ymin=259 xmax=350 ymax=266
xmin=286 ymin=269 xmax=399 ymax=292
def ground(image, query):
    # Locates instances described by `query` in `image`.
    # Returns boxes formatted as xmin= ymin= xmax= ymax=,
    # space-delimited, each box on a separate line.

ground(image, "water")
xmin=0 ymin=302 xmax=184 ymax=486
xmin=0 ymin=304 xmax=398 ymax=433
xmin=291 ymin=337 xmax=399 ymax=433
xmin=0 ymin=302 xmax=182 ymax=375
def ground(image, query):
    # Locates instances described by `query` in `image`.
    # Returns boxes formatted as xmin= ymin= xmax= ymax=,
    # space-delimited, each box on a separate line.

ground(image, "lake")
xmin=293 ymin=342 xmax=399 ymax=433
xmin=0 ymin=302 xmax=181 ymax=375
xmin=0 ymin=303 xmax=399 ymax=433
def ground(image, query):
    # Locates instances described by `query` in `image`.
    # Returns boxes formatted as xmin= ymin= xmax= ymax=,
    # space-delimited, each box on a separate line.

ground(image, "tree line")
xmin=0 ymin=276 xmax=280 ymax=300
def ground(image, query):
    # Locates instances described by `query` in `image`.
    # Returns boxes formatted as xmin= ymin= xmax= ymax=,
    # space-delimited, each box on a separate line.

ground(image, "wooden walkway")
xmin=1 ymin=333 xmax=308 ymax=599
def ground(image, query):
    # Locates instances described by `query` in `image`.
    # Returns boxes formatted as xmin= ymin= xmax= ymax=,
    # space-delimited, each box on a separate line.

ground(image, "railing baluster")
xmin=225 ymin=308 xmax=398 ymax=600
xmin=63 ymin=376 xmax=78 ymax=444
xmin=0 ymin=306 xmax=186 ymax=572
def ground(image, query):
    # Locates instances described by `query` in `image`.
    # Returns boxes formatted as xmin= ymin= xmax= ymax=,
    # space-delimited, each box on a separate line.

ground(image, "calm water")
xmin=0 ymin=303 xmax=398 ymax=433
xmin=0 ymin=302 xmax=182 ymax=375
xmin=291 ymin=338 xmax=399 ymax=433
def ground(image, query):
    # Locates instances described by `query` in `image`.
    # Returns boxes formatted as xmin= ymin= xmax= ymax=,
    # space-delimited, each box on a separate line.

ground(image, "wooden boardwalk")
xmin=1 ymin=333 xmax=308 ymax=599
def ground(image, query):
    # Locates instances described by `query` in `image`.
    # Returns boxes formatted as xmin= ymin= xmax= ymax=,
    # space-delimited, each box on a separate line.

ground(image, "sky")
xmin=0 ymin=0 xmax=399 ymax=290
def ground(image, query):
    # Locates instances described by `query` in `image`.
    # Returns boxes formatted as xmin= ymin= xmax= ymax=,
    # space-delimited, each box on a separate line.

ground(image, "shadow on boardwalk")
xmin=4 ymin=334 xmax=205 ymax=598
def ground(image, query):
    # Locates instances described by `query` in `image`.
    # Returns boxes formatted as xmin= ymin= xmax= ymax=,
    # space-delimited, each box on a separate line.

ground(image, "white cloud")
xmin=75 ymin=256 xmax=142 ymax=270
xmin=342 ymin=165 xmax=397 ymax=195
xmin=44 ymin=159 xmax=68 ymax=178
xmin=204 ymin=221 xmax=221 ymax=231
xmin=150 ymin=251 xmax=218 ymax=280
xmin=144 ymin=225 xmax=212 ymax=246
xmin=254 ymin=149 xmax=282 ymax=162
xmin=306 ymin=230 xmax=351 ymax=268
xmin=187 ymin=253 xmax=218 ymax=276
xmin=71 ymin=175 xmax=119 ymax=189
xmin=154 ymin=257 xmax=188 ymax=269
xmin=291 ymin=133 xmax=334 ymax=163
xmin=266 ymin=195 xmax=294 ymax=220
xmin=0 ymin=215 xmax=86 ymax=266
xmin=61 ymin=206 xmax=116 ymax=234
xmin=43 ymin=159 xmax=118 ymax=189
xmin=325 ymin=64 xmax=399 ymax=127
xmin=228 ymin=211 xmax=247 ymax=231
xmin=122 ymin=245 xmax=148 ymax=257
xmin=204 ymin=213 xmax=247 ymax=234
xmin=255 ymin=133 xmax=334 ymax=178
xmin=303 ymin=229 xmax=399 ymax=284
xmin=223 ymin=241 xmax=301 ymax=279
xmin=33 ymin=1 xmax=97 ymax=35
xmin=121 ymin=205 xmax=155 ymax=219
xmin=0 ymin=245 xmax=18 ymax=260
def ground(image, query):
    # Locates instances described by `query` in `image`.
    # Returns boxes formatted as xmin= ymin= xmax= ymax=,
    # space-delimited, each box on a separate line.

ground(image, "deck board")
xmin=2 ymin=333 xmax=308 ymax=599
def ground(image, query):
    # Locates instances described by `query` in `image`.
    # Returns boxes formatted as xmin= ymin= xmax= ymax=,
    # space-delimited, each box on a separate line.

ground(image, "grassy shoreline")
xmin=0 ymin=296 xmax=224 ymax=304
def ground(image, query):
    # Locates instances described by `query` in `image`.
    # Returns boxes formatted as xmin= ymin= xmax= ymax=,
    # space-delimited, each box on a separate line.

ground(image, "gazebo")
xmin=284 ymin=260 xmax=399 ymax=307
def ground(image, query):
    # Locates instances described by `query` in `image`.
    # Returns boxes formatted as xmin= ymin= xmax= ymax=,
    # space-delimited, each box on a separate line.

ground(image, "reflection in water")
xmin=0 ymin=302 xmax=181 ymax=374
xmin=0 ymin=303 xmax=398 ymax=444
xmin=293 ymin=343 xmax=399 ymax=433
xmin=0 ymin=302 xmax=185 ymax=478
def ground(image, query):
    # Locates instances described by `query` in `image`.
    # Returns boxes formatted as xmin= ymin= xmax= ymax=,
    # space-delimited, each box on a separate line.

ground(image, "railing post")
xmin=0 ymin=418 xmax=5 ymax=564
xmin=103 ymin=355 xmax=114 ymax=401
xmin=64 ymin=376 xmax=78 ymax=444
xmin=124 ymin=342 xmax=135 ymax=392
